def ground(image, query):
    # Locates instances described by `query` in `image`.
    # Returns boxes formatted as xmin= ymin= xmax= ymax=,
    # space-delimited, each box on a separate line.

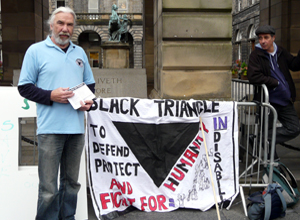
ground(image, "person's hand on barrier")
xmin=78 ymin=100 xmax=94 ymax=111
xmin=51 ymin=87 xmax=74 ymax=103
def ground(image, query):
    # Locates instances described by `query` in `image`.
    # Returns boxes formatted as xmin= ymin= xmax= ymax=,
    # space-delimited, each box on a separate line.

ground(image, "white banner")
xmin=86 ymin=98 xmax=238 ymax=217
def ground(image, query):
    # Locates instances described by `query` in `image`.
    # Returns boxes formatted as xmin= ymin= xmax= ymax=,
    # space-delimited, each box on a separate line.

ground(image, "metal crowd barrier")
xmin=232 ymin=79 xmax=278 ymax=216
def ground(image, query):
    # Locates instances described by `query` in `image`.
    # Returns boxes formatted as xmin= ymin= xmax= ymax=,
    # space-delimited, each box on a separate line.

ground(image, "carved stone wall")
xmin=72 ymin=25 xmax=110 ymax=42
xmin=99 ymin=0 xmax=143 ymax=13
xmin=72 ymin=24 xmax=143 ymax=69
xmin=151 ymin=0 xmax=233 ymax=100
xmin=130 ymin=26 xmax=143 ymax=68
xmin=232 ymin=2 xmax=260 ymax=64
xmin=49 ymin=0 xmax=144 ymax=69
xmin=49 ymin=0 xmax=76 ymax=14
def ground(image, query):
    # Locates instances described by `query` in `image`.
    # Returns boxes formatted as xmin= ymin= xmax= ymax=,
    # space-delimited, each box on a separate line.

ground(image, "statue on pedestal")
xmin=108 ymin=4 xmax=132 ymax=42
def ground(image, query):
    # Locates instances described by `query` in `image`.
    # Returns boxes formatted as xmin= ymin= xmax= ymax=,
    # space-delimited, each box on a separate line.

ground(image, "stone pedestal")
xmin=13 ymin=68 xmax=147 ymax=99
xmin=101 ymin=42 xmax=130 ymax=69
xmin=93 ymin=68 xmax=147 ymax=98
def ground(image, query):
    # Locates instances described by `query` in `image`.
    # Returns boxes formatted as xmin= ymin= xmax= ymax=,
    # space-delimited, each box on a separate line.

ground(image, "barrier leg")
xmin=240 ymin=185 xmax=248 ymax=216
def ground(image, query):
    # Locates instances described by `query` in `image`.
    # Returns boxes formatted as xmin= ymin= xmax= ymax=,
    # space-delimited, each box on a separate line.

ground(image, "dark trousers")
xmin=268 ymin=102 xmax=300 ymax=144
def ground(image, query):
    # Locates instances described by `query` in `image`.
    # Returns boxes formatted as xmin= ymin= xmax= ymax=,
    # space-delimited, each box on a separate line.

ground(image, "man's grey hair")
xmin=48 ymin=6 xmax=77 ymax=28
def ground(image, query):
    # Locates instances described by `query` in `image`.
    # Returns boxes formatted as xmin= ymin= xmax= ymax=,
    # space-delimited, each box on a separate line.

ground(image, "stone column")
xmin=130 ymin=26 xmax=143 ymax=69
xmin=150 ymin=0 xmax=232 ymax=100
xmin=133 ymin=41 xmax=143 ymax=68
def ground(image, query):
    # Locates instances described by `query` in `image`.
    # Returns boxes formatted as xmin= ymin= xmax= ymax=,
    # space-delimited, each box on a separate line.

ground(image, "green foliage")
xmin=231 ymin=59 xmax=247 ymax=76
xmin=241 ymin=61 xmax=248 ymax=76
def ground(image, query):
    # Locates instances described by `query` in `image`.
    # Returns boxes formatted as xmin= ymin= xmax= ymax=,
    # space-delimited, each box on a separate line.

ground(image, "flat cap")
xmin=255 ymin=25 xmax=275 ymax=36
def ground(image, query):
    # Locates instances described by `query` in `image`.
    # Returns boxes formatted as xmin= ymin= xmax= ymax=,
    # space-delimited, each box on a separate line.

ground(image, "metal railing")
xmin=76 ymin=13 xmax=142 ymax=21
xmin=232 ymin=79 xmax=277 ymax=216
xmin=231 ymin=78 xmax=254 ymax=102
xmin=19 ymin=117 xmax=38 ymax=166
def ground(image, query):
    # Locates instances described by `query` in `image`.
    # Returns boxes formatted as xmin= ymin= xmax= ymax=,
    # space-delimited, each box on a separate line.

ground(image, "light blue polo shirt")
xmin=19 ymin=36 xmax=95 ymax=135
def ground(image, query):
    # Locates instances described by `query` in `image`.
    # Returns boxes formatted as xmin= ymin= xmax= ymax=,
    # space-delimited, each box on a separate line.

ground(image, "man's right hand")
xmin=50 ymin=87 xmax=74 ymax=103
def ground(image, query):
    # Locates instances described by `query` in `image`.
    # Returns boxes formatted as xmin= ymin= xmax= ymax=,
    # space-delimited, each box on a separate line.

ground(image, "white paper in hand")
xmin=67 ymin=82 xmax=96 ymax=109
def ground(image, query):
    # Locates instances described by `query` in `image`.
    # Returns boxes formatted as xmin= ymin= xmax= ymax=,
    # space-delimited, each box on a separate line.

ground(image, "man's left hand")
xmin=78 ymin=100 xmax=94 ymax=111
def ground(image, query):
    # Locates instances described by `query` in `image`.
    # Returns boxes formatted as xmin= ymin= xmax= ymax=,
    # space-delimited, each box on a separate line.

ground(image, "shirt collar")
xmin=255 ymin=42 xmax=277 ymax=56
xmin=268 ymin=42 xmax=277 ymax=56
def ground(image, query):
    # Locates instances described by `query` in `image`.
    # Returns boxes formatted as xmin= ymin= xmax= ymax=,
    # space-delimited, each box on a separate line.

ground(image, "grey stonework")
xmin=49 ymin=0 xmax=75 ymax=13
xmin=101 ymin=0 xmax=115 ymax=13
xmin=232 ymin=1 xmax=260 ymax=65
xmin=49 ymin=0 xmax=56 ymax=13
xmin=100 ymin=0 xmax=143 ymax=13
xmin=73 ymin=0 xmax=88 ymax=13
xmin=72 ymin=25 xmax=109 ymax=42
xmin=128 ymin=0 xmax=143 ymax=13
xmin=232 ymin=0 xmax=259 ymax=14
xmin=72 ymin=24 xmax=143 ymax=69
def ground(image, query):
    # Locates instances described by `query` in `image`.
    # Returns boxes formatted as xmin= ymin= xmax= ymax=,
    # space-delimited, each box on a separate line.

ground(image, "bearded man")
xmin=18 ymin=7 xmax=95 ymax=220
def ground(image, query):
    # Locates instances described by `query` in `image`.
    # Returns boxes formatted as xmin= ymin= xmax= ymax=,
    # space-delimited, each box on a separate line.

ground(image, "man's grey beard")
xmin=52 ymin=32 xmax=71 ymax=46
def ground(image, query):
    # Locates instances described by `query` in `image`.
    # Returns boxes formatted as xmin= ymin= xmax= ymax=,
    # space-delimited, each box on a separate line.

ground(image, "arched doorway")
xmin=78 ymin=31 xmax=102 ymax=68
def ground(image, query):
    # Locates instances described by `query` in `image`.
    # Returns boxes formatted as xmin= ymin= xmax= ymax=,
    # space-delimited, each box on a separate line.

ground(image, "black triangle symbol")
xmin=112 ymin=122 xmax=199 ymax=187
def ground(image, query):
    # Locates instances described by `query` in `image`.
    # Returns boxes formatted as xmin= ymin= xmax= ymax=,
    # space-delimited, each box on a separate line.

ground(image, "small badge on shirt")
xmin=76 ymin=58 xmax=84 ymax=67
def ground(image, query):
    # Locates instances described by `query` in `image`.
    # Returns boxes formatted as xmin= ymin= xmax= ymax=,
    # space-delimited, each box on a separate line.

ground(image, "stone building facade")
xmin=0 ymin=0 xmax=49 ymax=86
xmin=0 ymin=0 xmax=154 ymax=95
xmin=150 ymin=0 xmax=233 ymax=100
xmin=232 ymin=0 xmax=260 ymax=66
xmin=1 ymin=0 xmax=233 ymax=100
xmin=49 ymin=0 xmax=144 ymax=69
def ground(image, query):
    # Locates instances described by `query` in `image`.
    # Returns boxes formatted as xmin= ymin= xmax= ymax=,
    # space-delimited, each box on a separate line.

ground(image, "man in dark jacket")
xmin=248 ymin=25 xmax=300 ymax=152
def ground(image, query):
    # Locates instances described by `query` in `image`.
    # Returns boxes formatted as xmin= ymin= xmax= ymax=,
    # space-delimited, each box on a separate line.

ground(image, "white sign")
xmin=86 ymin=98 xmax=239 ymax=217
xmin=68 ymin=82 xmax=96 ymax=109
xmin=0 ymin=87 xmax=88 ymax=220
